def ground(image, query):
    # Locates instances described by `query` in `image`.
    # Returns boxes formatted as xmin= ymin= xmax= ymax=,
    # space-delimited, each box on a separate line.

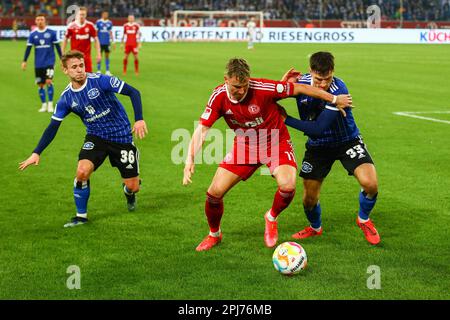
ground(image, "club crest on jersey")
xmin=82 ymin=142 xmax=95 ymax=150
xmin=110 ymin=77 xmax=121 ymax=88
xmin=88 ymin=88 xmax=100 ymax=99
xmin=201 ymin=107 xmax=212 ymax=120
xmin=85 ymin=105 xmax=96 ymax=115
xmin=248 ymin=104 xmax=260 ymax=114
xmin=301 ymin=162 xmax=313 ymax=173
xmin=44 ymin=32 xmax=51 ymax=39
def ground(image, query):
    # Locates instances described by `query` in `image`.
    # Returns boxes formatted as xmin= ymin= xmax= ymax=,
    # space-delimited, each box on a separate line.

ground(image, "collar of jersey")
xmin=35 ymin=27 xmax=48 ymax=33
xmin=70 ymin=78 xmax=88 ymax=92
xmin=225 ymin=84 xmax=247 ymax=104
xmin=75 ymin=20 xmax=87 ymax=27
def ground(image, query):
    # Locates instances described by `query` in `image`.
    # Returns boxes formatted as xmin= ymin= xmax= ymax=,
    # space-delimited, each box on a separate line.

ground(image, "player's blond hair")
xmin=61 ymin=50 xmax=85 ymax=67
xmin=226 ymin=58 xmax=250 ymax=82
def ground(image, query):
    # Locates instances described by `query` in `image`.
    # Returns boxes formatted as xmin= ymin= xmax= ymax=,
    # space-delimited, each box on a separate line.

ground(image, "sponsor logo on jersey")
xmin=110 ymin=77 xmax=121 ymax=88
xmin=230 ymin=117 xmax=264 ymax=128
xmin=85 ymin=105 xmax=96 ymax=115
xmin=201 ymin=107 xmax=212 ymax=120
xmin=301 ymin=161 xmax=313 ymax=173
xmin=248 ymin=104 xmax=260 ymax=114
xmin=83 ymin=142 xmax=95 ymax=150
xmin=87 ymin=88 xmax=100 ymax=99
xmin=71 ymin=101 xmax=78 ymax=108
xmin=75 ymin=34 xmax=90 ymax=40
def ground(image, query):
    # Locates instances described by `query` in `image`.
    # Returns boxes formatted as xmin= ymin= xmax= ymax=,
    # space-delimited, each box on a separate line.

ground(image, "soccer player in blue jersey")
xmin=96 ymin=11 xmax=115 ymax=75
xmin=19 ymin=50 xmax=148 ymax=228
xmin=22 ymin=14 xmax=62 ymax=113
xmin=279 ymin=52 xmax=380 ymax=245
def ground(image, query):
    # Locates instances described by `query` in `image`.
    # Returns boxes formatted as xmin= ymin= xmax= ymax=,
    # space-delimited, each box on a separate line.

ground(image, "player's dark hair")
xmin=226 ymin=58 xmax=250 ymax=82
xmin=61 ymin=50 xmax=85 ymax=67
xmin=310 ymin=52 xmax=335 ymax=75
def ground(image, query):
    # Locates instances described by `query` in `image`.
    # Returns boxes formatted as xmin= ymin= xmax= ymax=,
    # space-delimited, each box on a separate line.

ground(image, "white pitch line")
xmin=393 ymin=111 xmax=450 ymax=125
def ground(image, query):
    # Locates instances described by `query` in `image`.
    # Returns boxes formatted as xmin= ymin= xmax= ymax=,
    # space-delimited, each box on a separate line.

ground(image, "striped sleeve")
xmin=249 ymin=79 xmax=294 ymax=99
xmin=199 ymin=85 xmax=225 ymax=127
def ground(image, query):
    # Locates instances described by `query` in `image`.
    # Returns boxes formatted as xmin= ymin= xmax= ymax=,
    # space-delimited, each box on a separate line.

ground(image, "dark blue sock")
xmin=359 ymin=191 xmax=378 ymax=220
xmin=74 ymin=179 xmax=90 ymax=215
xmin=47 ymin=84 xmax=54 ymax=102
xmin=105 ymin=58 xmax=110 ymax=71
xmin=304 ymin=202 xmax=322 ymax=229
xmin=38 ymin=87 xmax=46 ymax=103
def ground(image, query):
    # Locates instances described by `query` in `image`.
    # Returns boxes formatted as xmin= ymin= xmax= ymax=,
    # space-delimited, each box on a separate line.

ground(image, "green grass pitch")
xmin=0 ymin=40 xmax=449 ymax=299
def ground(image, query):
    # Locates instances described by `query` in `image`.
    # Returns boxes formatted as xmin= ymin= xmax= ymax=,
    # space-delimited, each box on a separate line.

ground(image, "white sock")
xmin=76 ymin=213 xmax=87 ymax=219
xmin=358 ymin=216 xmax=369 ymax=224
xmin=311 ymin=225 xmax=322 ymax=232
xmin=266 ymin=209 xmax=277 ymax=222
xmin=209 ymin=229 xmax=221 ymax=237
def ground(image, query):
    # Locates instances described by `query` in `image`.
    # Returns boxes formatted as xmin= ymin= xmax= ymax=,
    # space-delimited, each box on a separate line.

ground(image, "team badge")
xmin=301 ymin=162 xmax=313 ymax=173
xmin=88 ymin=88 xmax=100 ymax=99
xmin=248 ymin=104 xmax=260 ymax=114
xmin=82 ymin=142 xmax=95 ymax=150
xmin=44 ymin=32 xmax=51 ymax=38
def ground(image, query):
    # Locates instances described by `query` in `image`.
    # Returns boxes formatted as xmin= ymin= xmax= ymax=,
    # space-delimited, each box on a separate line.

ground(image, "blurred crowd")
xmin=1 ymin=0 xmax=450 ymax=21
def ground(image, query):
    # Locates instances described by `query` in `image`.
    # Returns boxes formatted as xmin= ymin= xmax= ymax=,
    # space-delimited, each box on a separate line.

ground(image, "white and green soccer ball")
xmin=272 ymin=242 xmax=307 ymax=275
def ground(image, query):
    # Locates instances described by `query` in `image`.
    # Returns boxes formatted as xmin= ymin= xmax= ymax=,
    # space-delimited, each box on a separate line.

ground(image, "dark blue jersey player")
xmin=95 ymin=11 xmax=115 ymax=75
xmin=22 ymin=14 xmax=62 ymax=113
xmin=19 ymin=50 xmax=148 ymax=228
xmin=280 ymin=52 xmax=380 ymax=245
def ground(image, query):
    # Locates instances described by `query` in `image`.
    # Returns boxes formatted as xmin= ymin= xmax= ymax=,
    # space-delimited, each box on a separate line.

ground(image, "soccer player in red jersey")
xmin=183 ymin=58 xmax=352 ymax=251
xmin=61 ymin=7 xmax=101 ymax=73
xmin=121 ymin=15 xmax=141 ymax=75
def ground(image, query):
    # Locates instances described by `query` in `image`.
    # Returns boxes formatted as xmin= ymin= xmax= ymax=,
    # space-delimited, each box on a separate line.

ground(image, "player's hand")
xmin=21 ymin=61 xmax=27 ymax=71
xmin=281 ymin=68 xmax=302 ymax=83
xmin=277 ymin=105 xmax=288 ymax=121
xmin=18 ymin=153 xmax=40 ymax=171
xmin=183 ymin=162 xmax=195 ymax=185
xmin=132 ymin=120 xmax=148 ymax=139
xmin=335 ymin=94 xmax=353 ymax=117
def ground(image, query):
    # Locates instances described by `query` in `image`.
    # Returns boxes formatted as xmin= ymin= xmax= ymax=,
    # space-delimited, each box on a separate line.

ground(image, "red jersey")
xmin=200 ymin=78 xmax=295 ymax=149
xmin=123 ymin=22 xmax=140 ymax=46
xmin=65 ymin=21 xmax=97 ymax=56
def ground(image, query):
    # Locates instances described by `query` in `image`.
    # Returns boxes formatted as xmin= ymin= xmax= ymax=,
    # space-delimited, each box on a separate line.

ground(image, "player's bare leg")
xmin=354 ymin=163 xmax=380 ymax=245
xmin=65 ymin=160 xmax=95 ymax=227
xmin=38 ymin=83 xmax=47 ymax=112
xmin=265 ymin=164 xmax=297 ymax=247
xmin=45 ymin=79 xmax=54 ymax=112
xmin=292 ymin=179 xmax=324 ymax=239
xmin=122 ymin=176 xmax=140 ymax=212
xmin=196 ymin=167 xmax=242 ymax=252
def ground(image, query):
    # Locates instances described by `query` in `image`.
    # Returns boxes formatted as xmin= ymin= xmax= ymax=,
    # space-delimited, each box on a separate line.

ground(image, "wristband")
xmin=332 ymin=95 xmax=337 ymax=104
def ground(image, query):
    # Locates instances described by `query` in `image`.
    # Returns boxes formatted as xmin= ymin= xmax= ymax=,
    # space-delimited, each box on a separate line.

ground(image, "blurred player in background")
xmin=22 ymin=14 xmax=62 ymax=113
xmin=96 ymin=10 xmax=115 ymax=75
xmin=183 ymin=58 xmax=351 ymax=251
xmin=19 ymin=51 xmax=148 ymax=228
xmin=62 ymin=6 xmax=101 ymax=73
xmin=121 ymin=15 xmax=141 ymax=76
xmin=279 ymin=52 xmax=380 ymax=245
xmin=246 ymin=17 xmax=256 ymax=50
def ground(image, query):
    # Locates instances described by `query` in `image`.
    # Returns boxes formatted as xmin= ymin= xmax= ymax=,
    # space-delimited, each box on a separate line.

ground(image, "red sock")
xmin=205 ymin=192 xmax=223 ymax=233
xmin=270 ymin=188 xmax=296 ymax=218
xmin=134 ymin=57 xmax=139 ymax=73
xmin=123 ymin=58 xmax=128 ymax=73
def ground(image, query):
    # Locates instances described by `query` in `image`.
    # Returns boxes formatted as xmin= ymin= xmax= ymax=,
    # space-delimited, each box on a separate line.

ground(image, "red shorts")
xmin=125 ymin=44 xmax=138 ymax=55
xmin=219 ymin=138 xmax=297 ymax=181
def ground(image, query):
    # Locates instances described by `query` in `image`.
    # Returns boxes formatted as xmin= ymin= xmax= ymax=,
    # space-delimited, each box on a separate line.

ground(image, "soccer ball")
xmin=272 ymin=242 xmax=307 ymax=275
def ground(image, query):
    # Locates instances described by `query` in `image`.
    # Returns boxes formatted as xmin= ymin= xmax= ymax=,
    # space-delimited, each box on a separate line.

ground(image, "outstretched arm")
xmin=19 ymin=119 xmax=62 ymax=170
xmin=120 ymin=83 xmax=147 ymax=139
xmin=183 ymin=124 xmax=210 ymax=185
xmin=284 ymin=107 xmax=340 ymax=137
xmin=292 ymin=83 xmax=352 ymax=108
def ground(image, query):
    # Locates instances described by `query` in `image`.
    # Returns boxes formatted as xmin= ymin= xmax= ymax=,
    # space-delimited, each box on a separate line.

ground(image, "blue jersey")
xmin=96 ymin=19 xmax=113 ymax=45
xmin=296 ymin=74 xmax=359 ymax=147
xmin=26 ymin=28 xmax=59 ymax=68
xmin=52 ymin=73 xmax=132 ymax=144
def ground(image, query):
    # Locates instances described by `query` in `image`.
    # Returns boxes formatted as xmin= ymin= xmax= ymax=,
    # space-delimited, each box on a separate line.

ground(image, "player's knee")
xmin=46 ymin=79 xmax=52 ymax=86
xmin=125 ymin=179 xmax=140 ymax=193
xmin=206 ymin=186 xmax=225 ymax=199
xmin=76 ymin=167 xmax=92 ymax=181
xmin=303 ymin=193 xmax=319 ymax=209
xmin=361 ymin=180 xmax=378 ymax=196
